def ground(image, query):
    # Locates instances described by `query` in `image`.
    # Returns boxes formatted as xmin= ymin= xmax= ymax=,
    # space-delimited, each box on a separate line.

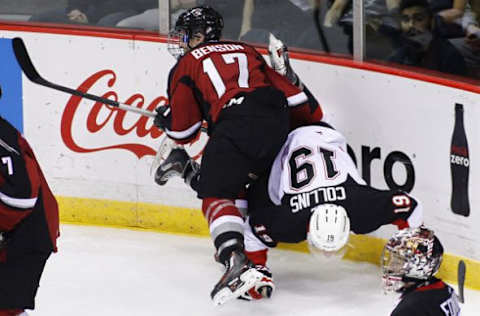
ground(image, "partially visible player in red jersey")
xmin=153 ymin=6 xmax=323 ymax=305
xmin=0 ymin=85 xmax=60 ymax=316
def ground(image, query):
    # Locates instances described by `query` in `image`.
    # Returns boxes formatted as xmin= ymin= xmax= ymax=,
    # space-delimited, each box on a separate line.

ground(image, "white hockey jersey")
xmin=268 ymin=125 xmax=365 ymax=210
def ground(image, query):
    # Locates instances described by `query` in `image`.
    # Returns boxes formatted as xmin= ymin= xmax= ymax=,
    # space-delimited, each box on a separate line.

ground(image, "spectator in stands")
xmin=386 ymin=0 xmax=467 ymax=76
xmin=242 ymin=0 xmax=319 ymax=49
xmin=449 ymin=0 xmax=480 ymax=78
xmin=432 ymin=0 xmax=467 ymax=23
xmin=432 ymin=0 xmax=468 ymax=38
xmin=324 ymin=0 xmax=400 ymax=59
xmin=116 ymin=0 xmax=198 ymax=31
xmin=203 ymin=0 xmax=320 ymax=49
xmin=29 ymin=0 xmax=144 ymax=27
xmin=203 ymin=0 xmax=246 ymax=40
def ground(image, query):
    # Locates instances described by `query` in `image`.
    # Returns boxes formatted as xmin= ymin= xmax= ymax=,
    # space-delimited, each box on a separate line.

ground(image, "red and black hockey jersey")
xmin=0 ymin=117 xmax=59 ymax=262
xmin=392 ymin=278 xmax=461 ymax=316
xmin=164 ymin=40 xmax=321 ymax=143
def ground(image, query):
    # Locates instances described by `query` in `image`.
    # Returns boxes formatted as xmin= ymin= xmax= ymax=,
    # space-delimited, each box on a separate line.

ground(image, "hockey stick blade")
xmin=457 ymin=260 xmax=466 ymax=303
xmin=11 ymin=37 xmax=156 ymax=118
xmin=12 ymin=38 xmax=43 ymax=83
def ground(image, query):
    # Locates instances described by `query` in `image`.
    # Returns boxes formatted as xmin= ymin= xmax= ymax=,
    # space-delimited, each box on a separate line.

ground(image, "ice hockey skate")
xmin=210 ymin=250 xmax=263 ymax=306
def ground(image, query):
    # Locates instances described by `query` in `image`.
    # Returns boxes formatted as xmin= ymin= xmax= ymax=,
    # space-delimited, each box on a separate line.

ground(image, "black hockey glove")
xmin=153 ymin=105 xmax=172 ymax=131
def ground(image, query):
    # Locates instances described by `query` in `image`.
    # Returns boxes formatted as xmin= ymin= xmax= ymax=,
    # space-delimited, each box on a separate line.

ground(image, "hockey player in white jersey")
xmin=236 ymin=120 xmax=424 ymax=299
xmin=237 ymin=34 xmax=422 ymax=299
xmin=155 ymin=121 xmax=424 ymax=301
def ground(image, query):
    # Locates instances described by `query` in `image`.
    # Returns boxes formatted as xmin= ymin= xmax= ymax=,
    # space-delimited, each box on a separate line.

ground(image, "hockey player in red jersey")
xmin=153 ymin=6 xmax=322 ymax=305
xmin=382 ymin=227 xmax=461 ymax=316
xmin=0 ymin=85 xmax=60 ymax=316
xmin=153 ymin=29 xmax=426 ymax=302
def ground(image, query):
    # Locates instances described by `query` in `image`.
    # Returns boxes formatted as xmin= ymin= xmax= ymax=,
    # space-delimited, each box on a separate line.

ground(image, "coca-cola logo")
xmin=451 ymin=145 xmax=468 ymax=157
xmin=61 ymin=70 xmax=204 ymax=160
xmin=451 ymin=145 xmax=469 ymax=167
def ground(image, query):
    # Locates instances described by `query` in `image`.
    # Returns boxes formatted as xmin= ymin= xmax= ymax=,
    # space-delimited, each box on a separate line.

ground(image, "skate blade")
xmin=212 ymin=269 xmax=263 ymax=306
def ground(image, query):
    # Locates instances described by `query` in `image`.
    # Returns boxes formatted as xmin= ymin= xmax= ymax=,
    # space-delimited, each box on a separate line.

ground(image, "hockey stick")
xmin=12 ymin=38 xmax=206 ymax=175
xmin=457 ymin=260 xmax=466 ymax=303
xmin=12 ymin=37 xmax=156 ymax=118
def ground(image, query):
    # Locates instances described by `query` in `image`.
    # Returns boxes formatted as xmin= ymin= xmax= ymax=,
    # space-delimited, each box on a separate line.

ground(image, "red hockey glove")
xmin=238 ymin=265 xmax=275 ymax=301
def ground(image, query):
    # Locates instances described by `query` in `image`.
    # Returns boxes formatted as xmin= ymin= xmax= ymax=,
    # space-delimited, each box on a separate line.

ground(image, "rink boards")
xmin=0 ymin=28 xmax=479 ymax=289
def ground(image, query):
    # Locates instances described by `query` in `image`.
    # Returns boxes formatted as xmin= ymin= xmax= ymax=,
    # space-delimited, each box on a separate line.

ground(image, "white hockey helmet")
xmin=381 ymin=226 xmax=443 ymax=293
xmin=307 ymin=204 xmax=350 ymax=258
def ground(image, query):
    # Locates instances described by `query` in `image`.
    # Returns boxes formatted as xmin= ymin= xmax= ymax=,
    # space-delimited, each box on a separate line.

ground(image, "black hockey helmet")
xmin=168 ymin=6 xmax=224 ymax=58
xmin=174 ymin=6 xmax=224 ymax=42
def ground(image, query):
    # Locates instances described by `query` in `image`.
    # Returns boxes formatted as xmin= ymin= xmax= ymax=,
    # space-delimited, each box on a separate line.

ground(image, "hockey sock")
xmin=202 ymin=197 xmax=246 ymax=263
xmin=245 ymin=249 xmax=268 ymax=266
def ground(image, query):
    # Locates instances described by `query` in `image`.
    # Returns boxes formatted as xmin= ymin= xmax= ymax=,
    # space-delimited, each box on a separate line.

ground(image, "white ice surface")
xmin=30 ymin=224 xmax=480 ymax=316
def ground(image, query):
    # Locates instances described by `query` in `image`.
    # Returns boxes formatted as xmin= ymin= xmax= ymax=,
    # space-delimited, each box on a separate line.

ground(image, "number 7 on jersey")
xmin=203 ymin=53 xmax=250 ymax=98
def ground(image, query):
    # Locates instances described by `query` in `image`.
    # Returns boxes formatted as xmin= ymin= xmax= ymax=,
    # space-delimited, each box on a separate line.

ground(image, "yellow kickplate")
xmin=57 ymin=196 xmax=480 ymax=290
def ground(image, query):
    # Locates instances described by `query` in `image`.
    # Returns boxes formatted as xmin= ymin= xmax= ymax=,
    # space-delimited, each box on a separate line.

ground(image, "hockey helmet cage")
xmin=381 ymin=226 xmax=443 ymax=293
xmin=168 ymin=6 xmax=224 ymax=58
xmin=307 ymin=204 xmax=351 ymax=258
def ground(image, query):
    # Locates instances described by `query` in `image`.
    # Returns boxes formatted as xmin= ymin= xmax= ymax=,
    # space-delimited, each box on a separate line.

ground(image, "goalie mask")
xmin=168 ymin=6 xmax=224 ymax=59
xmin=381 ymin=226 xmax=443 ymax=293
xmin=307 ymin=204 xmax=350 ymax=259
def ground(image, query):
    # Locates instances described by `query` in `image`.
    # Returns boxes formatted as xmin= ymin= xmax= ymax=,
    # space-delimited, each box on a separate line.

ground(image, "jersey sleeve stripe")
xmin=165 ymin=121 xmax=202 ymax=140
xmin=0 ymin=191 xmax=37 ymax=209
xmin=407 ymin=200 xmax=424 ymax=228
xmin=0 ymin=138 xmax=20 ymax=155
xmin=287 ymin=92 xmax=308 ymax=107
